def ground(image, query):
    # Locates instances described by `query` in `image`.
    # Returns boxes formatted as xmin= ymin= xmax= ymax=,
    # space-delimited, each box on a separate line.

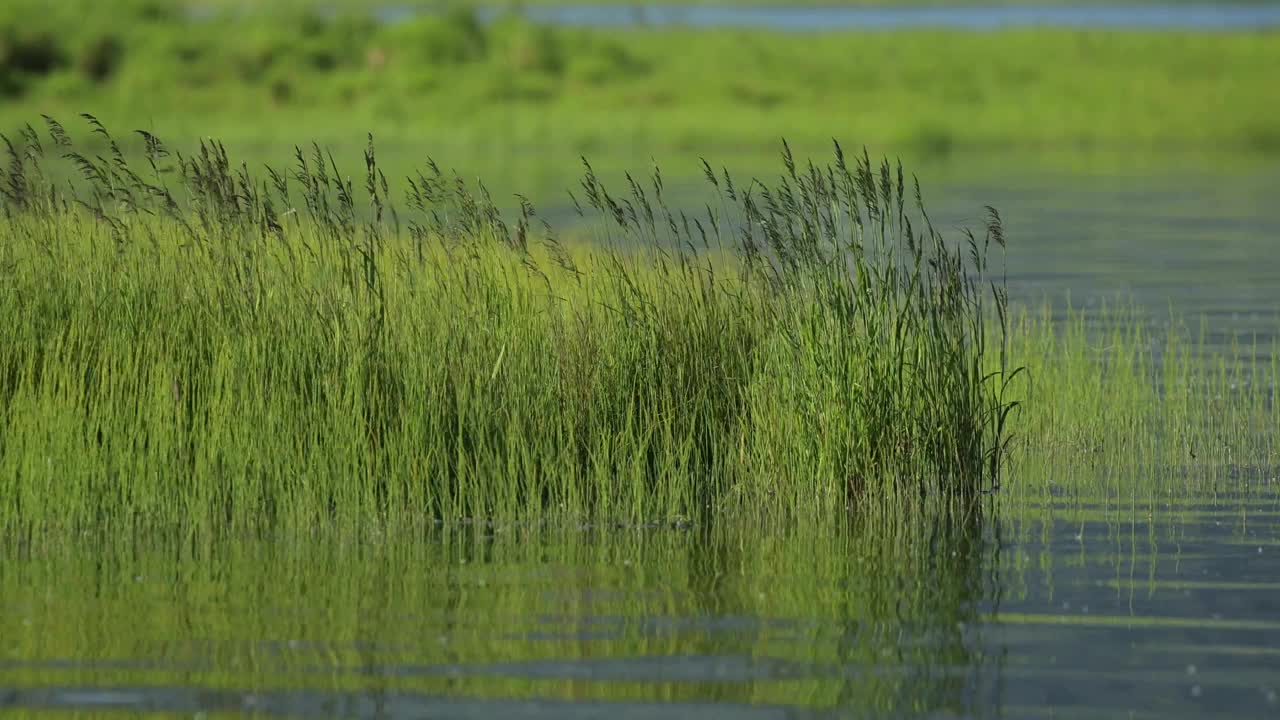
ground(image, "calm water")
xmin=1 ymin=481 xmax=1278 ymax=718
xmin=374 ymin=4 xmax=1280 ymax=31
xmin=529 ymin=150 xmax=1280 ymax=345
xmin=922 ymin=163 xmax=1280 ymax=343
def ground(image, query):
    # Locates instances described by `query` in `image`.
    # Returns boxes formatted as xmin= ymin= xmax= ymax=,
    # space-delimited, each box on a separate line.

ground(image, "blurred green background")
xmin=3 ymin=0 xmax=1278 ymax=200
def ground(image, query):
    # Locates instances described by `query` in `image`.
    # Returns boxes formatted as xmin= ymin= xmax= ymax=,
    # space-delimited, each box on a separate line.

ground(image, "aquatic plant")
xmin=0 ymin=117 xmax=1020 ymax=533
xmin=1006 ymin=303 xmax=1279 ymax=506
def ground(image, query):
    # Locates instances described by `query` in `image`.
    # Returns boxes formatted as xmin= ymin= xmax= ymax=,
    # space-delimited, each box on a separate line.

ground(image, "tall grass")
xmin=0 ymin=117 xmax=1020 ymax=533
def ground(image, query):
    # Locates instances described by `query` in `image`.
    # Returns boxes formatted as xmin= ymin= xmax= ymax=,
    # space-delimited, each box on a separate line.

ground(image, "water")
xmin=527 ymin=149 xmax=1280 ymax=345
xmin=919 ymin=162 xmax=1280 ymax=344
xmin=2 ymin=483 xmax=1278 ymax=718
xmin=376 ymin=3 xmax=1280 ymax=30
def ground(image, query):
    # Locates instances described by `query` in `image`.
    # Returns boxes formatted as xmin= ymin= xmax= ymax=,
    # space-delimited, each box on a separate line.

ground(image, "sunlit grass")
xmin=0 ymin=119 xmax=1026 ymax=534
xmin=1 ymin=118 xmax=1275 ymax=535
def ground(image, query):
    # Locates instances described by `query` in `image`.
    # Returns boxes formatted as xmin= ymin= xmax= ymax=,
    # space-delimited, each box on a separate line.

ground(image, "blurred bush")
xmin=0 ymin=28 xmax=68 ymax=97
xmin=0 ymin=1 xmax=644 ymax=105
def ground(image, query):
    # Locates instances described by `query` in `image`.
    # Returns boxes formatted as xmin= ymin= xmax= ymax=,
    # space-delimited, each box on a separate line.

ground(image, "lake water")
xmin=2 ymin=479 xmax=1278 ymax=718
xmin=523 ymin=149 xmax=1280 ymax=348
xmin=2 ymin=151 xmax=1277 ymax=716
xmin=918 ymin=162 xmax=1280 ymax=345
xmin=375 ymin=3 xmax=1280 ymax=30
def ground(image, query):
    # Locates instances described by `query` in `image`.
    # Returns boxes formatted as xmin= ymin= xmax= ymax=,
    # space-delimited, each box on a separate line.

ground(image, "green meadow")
xmin=2 ymin=1 xmax=1279 ymax=173
xmin=191 ymin=0 xmax=1280 ymax=8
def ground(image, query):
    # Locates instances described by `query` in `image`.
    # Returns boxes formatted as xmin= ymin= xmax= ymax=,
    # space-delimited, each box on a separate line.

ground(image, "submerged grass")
xmin=0 ymin=118 xmax=1020 ymax=533
xmin=1012 ymin=305 xmax=1278 ymax=465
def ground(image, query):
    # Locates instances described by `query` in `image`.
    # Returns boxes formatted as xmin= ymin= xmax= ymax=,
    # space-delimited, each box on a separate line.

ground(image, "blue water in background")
xmin=375 ymin=4 xmax=1280 ymax=31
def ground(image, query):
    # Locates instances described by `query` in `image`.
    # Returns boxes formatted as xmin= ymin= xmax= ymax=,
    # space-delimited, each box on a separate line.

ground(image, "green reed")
xmin=0 ymin=117 xmax=1020 ymax=533
xmin=1012 ymin=306 xmax=1277 ymax=461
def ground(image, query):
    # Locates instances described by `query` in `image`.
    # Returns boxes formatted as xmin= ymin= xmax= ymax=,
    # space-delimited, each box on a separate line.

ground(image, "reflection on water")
xmin=1 ymin=482 xmax=1277 ymax=718
xmin=374 ymin=4 xmax=1280 ymax=31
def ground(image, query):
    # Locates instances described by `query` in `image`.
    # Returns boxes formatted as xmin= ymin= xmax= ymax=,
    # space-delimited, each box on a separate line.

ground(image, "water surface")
xmin=530 ymin=150 xmax=1280 ymax=346
xmin=2 ymin=480 xmax=1278 ymax=718
xmin=499 ymin=4 xmax=1280 ymax=31
xmin=924 ymin=162 xmax=1280 ymax=344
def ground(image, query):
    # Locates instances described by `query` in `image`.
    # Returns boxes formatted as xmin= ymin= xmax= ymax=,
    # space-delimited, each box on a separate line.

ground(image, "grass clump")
xmin=0 ymin=117 xmax=1020 ymax=534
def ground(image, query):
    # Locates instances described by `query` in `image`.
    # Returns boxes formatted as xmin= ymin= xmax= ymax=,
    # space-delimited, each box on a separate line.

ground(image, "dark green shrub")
xmin=0 ymin=28 xmax=67 ymax=96
xmin=0 ymin=29 xmax=66 ymax=76
xmin=79 ymin=35 xmax=124 ymax=83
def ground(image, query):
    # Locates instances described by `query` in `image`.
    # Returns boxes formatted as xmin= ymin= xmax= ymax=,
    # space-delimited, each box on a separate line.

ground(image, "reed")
xmin=1006 ymin=303 xmax=1279 ymax=506
xmin=0 ymin=117 xmax=1020 ymax=533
